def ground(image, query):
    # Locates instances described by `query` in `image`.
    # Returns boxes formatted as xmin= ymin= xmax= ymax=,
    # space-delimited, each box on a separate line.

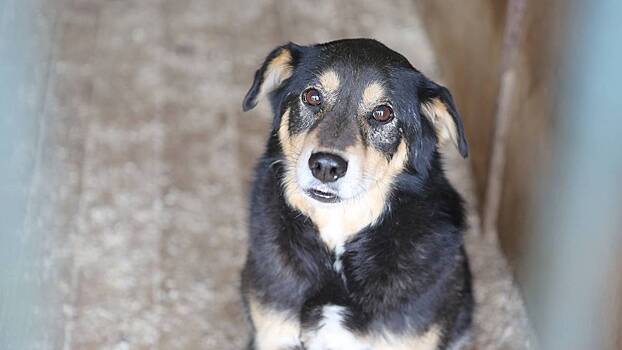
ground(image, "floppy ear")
xmin=242 ymin=43 xmax=299 ymax=112
xmin=418 ymin=79 xmax=469 ymax=158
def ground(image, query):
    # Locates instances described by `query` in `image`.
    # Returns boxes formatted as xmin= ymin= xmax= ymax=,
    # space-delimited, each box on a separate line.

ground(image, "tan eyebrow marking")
xmin=361 ymin=81 xmax=385 ymax=110
xmin=319 ymin=70 xmax=340 ymax=94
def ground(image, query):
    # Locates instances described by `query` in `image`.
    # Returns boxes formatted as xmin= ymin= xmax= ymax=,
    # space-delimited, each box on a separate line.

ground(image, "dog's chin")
xmin=305 ymin=188 xmax=341 ymax=204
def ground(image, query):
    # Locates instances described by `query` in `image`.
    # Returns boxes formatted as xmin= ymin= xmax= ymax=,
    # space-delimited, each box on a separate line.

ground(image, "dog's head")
xmin=243 ymin=39 xmax=467 ymax=210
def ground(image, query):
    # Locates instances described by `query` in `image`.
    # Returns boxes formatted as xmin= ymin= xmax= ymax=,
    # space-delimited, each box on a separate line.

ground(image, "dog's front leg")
xmin=248 ymin=297 xmax=303 ymax=350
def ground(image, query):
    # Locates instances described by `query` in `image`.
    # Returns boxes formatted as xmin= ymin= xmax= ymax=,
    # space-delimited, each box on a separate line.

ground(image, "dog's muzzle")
xmin=304 ymin=152 xmax=348 ymax=203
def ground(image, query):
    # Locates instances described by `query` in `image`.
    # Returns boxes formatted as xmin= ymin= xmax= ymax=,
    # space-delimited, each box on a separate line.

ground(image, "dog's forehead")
xmin=315 ymin=65 xmax=385 ymax=96
xmin=304 ymin=40 xmax=413 ymax=99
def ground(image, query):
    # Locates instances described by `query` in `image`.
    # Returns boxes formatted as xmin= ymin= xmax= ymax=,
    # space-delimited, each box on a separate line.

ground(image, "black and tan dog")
xmin=241 ymin=39 xmax=473 ymax=350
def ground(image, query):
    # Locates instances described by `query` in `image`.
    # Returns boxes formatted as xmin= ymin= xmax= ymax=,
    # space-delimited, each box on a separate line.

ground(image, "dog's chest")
xmin=315 ymin=208 xmax=361 ymax=250
xmin=317 ymin=218 xmax=351 ymax=273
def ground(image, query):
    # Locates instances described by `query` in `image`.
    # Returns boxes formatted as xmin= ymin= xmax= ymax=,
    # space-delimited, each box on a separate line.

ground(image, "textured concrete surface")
xmin=44 ymin=0 xmax=531 ymax=349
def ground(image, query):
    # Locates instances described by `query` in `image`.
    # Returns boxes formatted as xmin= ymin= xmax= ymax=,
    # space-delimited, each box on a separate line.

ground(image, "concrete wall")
xmin=419 ymin=2 xmax=622 ymax=347
xmin=417 ymin=0 xmax=565 ymax=271
xmin=0 ymin=0 xmax=58 ymax=347
xmin=417 ymin=0 xmax=507 ymax=202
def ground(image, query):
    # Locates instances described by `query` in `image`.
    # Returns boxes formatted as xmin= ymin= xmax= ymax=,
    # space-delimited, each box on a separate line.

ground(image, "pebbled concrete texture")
xmin=44 ymin=0 xmax=532 ymax=349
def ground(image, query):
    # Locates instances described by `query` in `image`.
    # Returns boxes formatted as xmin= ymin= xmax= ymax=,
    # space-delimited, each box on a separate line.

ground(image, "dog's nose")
xmin=308 ymin=152 xmax=348 ymax=183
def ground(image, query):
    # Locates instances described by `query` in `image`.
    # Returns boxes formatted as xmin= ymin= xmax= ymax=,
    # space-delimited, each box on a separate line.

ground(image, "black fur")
xmin=241 ymin=39 xmax=473 ymax=350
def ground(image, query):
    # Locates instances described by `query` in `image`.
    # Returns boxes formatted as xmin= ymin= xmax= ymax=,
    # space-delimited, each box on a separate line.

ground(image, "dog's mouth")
xmin=305 ymin=188 xmax=341 ymax=203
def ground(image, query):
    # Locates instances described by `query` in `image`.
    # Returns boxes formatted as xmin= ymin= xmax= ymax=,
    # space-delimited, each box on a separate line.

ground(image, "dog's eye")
xmin=372 ymin=105 xmax=394 ymax=122
xmin=302 ymin=88 xmax=322 ymax=106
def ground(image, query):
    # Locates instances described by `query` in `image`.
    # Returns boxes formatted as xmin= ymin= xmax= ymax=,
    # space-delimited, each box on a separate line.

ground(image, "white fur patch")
xmin=301 ymin=304 xmax=442 ymax=350
xmin=333 ymin=244 xmax=345 ymax=272
xmin=319 ymin=214 xmax=349 ymax=252
xmin=302 ymin=305 xmax=371 ymax=350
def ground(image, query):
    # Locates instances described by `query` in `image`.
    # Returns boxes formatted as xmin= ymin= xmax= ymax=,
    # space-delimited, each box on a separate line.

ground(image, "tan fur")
xmin=421 ymin=98 xmax=460 ymax=150
xmin=365 ymin=325 xmax=441 ymax=350
xmin=249 ymin=296 xmax=301 ymax=350
xmin=278 ymin=109 xmax=306 ymax=162
xmin=319 ymin=70 xmax=340 ymax=94
xmin=360 ymin=81 xmax=386 ymax=111
xmin=278 ymin=109 xmax=310 ymax=215
xmin=278 ymin=106 xmax=408 ymax=249
xmin=258 ymin=49 xmax=294 ymax=102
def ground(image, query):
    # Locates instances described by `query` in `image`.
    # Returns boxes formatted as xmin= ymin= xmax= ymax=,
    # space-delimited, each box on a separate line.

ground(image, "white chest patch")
xmin=333 ymin=244 xmax=345 ymax=273
xmin=301 ymin=305 xmax=371 ymax=350
xmin=300 ymin=306 xmax=443 ymax=350
xmin=318 ymin=216 xmax=349 ymax=251
xmin=318 ymin=216 xmax=347 ymax=273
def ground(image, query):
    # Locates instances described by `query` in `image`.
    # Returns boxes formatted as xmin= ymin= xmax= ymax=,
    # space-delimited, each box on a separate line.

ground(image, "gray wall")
xmin=0 ymin=0 xmax=56 ymax=347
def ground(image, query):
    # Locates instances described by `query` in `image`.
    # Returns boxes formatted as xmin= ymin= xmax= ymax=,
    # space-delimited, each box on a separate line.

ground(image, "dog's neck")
xmin=285 ymin=189 xmax=385 ymax=251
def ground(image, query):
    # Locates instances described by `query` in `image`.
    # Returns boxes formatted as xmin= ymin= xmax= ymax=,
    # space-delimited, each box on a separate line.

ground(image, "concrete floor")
xmin=44 ymin=0 xmax=532 ymax=348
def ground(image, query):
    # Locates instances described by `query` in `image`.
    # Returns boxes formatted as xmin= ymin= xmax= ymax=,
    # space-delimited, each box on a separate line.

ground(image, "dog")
xmin=241 ymin=38 xmax=473 ymax=350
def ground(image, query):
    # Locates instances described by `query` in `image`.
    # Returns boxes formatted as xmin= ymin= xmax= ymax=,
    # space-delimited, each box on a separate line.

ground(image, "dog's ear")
xmin=242 ymin=43 xmax=300 ymax=112
xmin=418 ymin=78 xmax=468 ymax=158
